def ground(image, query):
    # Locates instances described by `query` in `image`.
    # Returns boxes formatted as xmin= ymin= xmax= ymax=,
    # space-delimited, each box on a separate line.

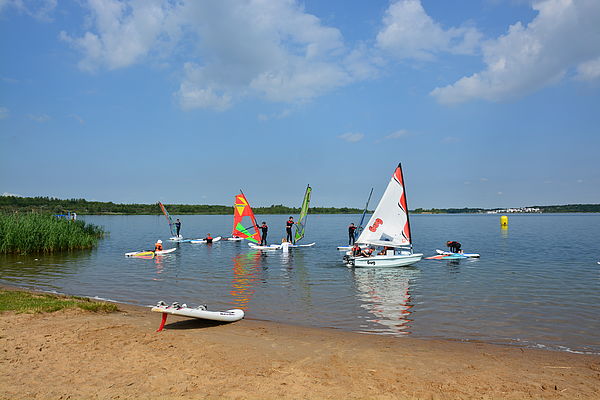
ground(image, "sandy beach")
xmin=0 ymin=288 xmax=598 ymax=399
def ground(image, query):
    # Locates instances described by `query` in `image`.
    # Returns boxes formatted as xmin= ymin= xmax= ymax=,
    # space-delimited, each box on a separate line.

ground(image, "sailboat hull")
xmin=347 ymin=253 xmax=423 ymax=268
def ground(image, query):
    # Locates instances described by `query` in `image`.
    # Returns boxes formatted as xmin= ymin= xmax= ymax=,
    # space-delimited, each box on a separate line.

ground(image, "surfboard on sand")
xmin=151 ymin=301 xmax=244 ymax=332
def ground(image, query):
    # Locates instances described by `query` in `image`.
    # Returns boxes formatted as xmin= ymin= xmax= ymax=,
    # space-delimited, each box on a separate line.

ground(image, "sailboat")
xmin=159 ymin=202 xmax=182 ymax=241
xmin=291 ymin=185 xmax=315 ymax=248
xmin=344 ymin=163 xmax=422 ymax=267
xmin=337 ymin=188 xmax=373 ymax=251
xmin=231 ymin=191 xmax=262 ymax=244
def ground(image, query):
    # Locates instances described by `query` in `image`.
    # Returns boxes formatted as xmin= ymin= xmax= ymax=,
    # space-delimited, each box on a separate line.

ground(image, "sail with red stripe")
xmin=232 ymin=192 xmax=261 ymax=243
xmin=355 ymin=163 xmax=413 ymax=247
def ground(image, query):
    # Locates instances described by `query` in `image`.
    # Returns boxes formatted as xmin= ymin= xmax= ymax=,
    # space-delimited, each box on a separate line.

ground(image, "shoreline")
xmin=1 ymin=285 xmax=599 ymax=399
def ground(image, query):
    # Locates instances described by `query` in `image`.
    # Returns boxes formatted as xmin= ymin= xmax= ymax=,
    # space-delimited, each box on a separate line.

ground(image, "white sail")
xmin=355 ymin=164 xmax=412 ymax=247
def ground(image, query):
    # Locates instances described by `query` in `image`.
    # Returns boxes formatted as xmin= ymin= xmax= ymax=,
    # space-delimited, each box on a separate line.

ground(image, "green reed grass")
xmin=0 ymin=289 xmax=118 ymax=313
xmin=0 ymin=212 xmax=104 ymax=254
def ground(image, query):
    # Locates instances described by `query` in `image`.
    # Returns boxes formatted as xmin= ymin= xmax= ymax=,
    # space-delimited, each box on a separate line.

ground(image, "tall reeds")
xmin=0 ymin=213 xmax=104 ymax=254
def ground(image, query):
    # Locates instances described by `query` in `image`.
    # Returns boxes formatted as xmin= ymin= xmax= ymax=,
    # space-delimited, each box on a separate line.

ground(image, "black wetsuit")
xmin=286 ymin=220 xmax=294 ymax=242
xmin=175 ymin=221 xmax=181 ymax=236
xmin=259 ymin=224 xmax=268 ymax=245
xmin=348 ymin=225 xmax=357 ymax=245
xmin=448 ymin=241 xmax=461 ymax=253
xmin=205 ymin=237 xmax=213 ymax=244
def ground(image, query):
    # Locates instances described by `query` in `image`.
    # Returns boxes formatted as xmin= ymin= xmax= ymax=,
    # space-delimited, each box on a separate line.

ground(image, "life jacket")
xmin=155 ymin=243 xmax=163 ymax=251
xmin=286 ymin=220 xmax=294 ymax=228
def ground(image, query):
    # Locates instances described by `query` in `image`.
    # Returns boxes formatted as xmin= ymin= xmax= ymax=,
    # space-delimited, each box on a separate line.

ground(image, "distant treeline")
xmin=413 ymin=204 xmax=600 ymax=214
xmin=0 ymin=196 xmax=364 ymax=215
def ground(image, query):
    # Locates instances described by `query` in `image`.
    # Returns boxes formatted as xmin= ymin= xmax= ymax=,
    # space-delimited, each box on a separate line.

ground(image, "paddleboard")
xmin=248 ymin=243 xmax=281 ymax=250
xmin=436 ymin=249 xmax=480 ymax=258
xmin=151 ymin=301 xmax=244 ymax=331
xmin=169 ymin=235 xmax=184 ymax=241
xmin=290 ymin=242 xmax=316 ymax=248
xmin=190 ymin=236 xmax=222 ymax=244
xmin=226 ymin=237 xmax=244 ymax=241
xmin=425 ymin=253 xmax=468 ymax=260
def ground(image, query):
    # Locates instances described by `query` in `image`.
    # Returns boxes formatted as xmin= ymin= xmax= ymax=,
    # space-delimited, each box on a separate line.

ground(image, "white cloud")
xmin=376 ymin=0 xmax=481 ymax=61
xmin=575 ymin=57 xmax=600 ymax=81
xmin=1 ymin=0 xmax=57 ymax=21
xmin=384 ymin=129 xmax=409 ymax=139
xmin=0 ymin=107 xmax=8 ymax=119
xmin=27 ymin=113 xmax=50 ymax=122
xmin=431 ymin=0 xmax=600 ymax=104
xmin=338 ymin=132 xmax=364 ymax=142
xmin=69 ymin=114 xmax=85 ymax=124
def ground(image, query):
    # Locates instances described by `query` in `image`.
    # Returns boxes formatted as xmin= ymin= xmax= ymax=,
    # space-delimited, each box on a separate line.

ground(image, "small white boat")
xmin=343 ymin=163 xmax=422 ymax=268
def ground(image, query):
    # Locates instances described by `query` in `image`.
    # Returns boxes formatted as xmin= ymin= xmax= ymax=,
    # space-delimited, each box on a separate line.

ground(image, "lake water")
xmin=1 ymin=213 xmax=599 ymax=354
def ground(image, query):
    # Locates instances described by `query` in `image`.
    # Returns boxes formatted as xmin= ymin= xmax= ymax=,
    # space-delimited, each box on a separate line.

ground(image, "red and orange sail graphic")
xmin=232 ymin=192 xmax=261 ymax=243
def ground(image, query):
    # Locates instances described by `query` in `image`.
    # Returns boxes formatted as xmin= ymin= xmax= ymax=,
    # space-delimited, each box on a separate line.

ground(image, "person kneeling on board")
xmin=446 ymin=241 xmax=462 ymax=253
xmin=155 ymin=240 xmax=163 ymax=252
xmin=204 ymin=234 xmax=213 ymax=244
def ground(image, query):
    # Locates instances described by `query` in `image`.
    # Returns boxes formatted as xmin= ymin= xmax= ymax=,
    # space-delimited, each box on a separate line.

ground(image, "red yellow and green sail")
xmin=232 ymin=192 xmax=261 ymax=243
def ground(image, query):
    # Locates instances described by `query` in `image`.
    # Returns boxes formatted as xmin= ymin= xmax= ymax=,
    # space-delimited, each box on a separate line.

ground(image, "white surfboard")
xmin=190 ymin=236 xmax=222 ymax=244
xmin=436 ymin=249 xmax=480 ymax=258
xmin=125 ymin=247 xmax=176 ymax=257
xmin=290 ymin=242 xmax=316 ymax=248
xmin=226 ymin=237 xmax=244 ymax=241
xmin=151 ymin=302 xmax=244 ymax=323
xmin=248 ymin=243 xmax=281 ymax=250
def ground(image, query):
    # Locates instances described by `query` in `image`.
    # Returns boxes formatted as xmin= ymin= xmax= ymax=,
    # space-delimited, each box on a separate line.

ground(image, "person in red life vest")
xmin=378 ymin=246 xmax=393 ymax=255
xmin=259 ymin=221 xmax=268 ymax=245
xmin=348 ymin=223 xmax=357 ymax=245
xmin=204 ymin=234 xmax=213 ymax=244
xmin=361 ymin=246 xmax=374 ymax=257
xmin=351 ymin=243 xmax=362 ymax=257
xmin=285 ymin=216 xmax=295 ymax=243
xmin=154 ymin=239 xmax=163 ymax=252
xmin=446 ymin=241 xmax=462 ymax=253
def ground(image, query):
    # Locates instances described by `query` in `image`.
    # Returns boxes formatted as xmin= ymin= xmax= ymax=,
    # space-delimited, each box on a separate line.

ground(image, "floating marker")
xmin=500 ymin=215 xmax=508 ymax=227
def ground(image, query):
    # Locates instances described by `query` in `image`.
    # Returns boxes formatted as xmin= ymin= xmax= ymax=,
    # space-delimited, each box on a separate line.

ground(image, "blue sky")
xmin=1 ymin=0 xmax=599 ymax=209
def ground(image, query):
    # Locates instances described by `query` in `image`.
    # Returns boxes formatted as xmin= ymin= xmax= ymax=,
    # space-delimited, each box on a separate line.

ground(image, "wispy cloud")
xmin=0 ymin=107 xmax=8 ymax=119
xmin=338 ymin=132 xmax=364 ymax=142
xmin=69 ymin=114 xmax=85 ymax=124
xmin=442 ymin=136 xmax=460 ymax=143
xmin=384 ymin=129 xmax=409 ymax=140
xmin=27 ymin=113 xmax=50 ymax=123
xmin=257 ymin=109 xmax=292 ymax=122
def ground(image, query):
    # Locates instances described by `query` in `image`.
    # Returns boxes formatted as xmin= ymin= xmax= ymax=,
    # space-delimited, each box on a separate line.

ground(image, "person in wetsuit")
xmin=204 ymin=234 xmax=213 ymax=244
xmin=285 ymin=217 xmax=294 ymax=243
xmin=446 ymin=241 xmax=462 ymax=253
xmin=175 ymin=219 xmax=181 ymax=237
xmin=351 ymin=243 xmax=362 ymax=257
xmin=348 ymin=223 xmax=357 ymax=245
xmin=259 ymin=221 xmax=268 ymax=245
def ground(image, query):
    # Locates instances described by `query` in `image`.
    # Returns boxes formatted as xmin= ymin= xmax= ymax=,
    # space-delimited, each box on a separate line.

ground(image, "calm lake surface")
xmin=1 ymin=213 xmax=599 ymax=354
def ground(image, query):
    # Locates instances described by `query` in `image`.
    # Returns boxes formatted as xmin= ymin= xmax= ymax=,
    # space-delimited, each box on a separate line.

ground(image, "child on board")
xmin=348 ymin=223 xmax=357 ymax=245
xmin=259 ymin=222 xmax=268 ymax=245
xmin=285 ymin=217 xmax=295 ymax=243
xmin=446 ymin=241 xmax=462 ymax=253
xmin=154 ymin=240 xmax=163 ymax=252
xmin=204 ymin=234 xmax=213 ymax=244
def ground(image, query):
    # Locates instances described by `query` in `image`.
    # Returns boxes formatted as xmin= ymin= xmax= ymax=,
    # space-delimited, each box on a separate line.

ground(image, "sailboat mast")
xmin=397 ymin=163 xmax=413 ymax=246
xmin=356 ymin=187 xmax=374 ymax=239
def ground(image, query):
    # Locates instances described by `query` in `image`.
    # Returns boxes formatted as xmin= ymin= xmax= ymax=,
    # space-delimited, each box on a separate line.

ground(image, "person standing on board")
xmin=348 ymin=223 xmax=357 ymax=245
xmin=175 ymin=219 xmax=182 ymax=237
xmin=446 ymin=241 xmax=462 ymax=253
xmin=154 ymin=240 xmax=163 ymax=252
xmin=259 ymin=221 xmax=268 ymax=245
xmin=204 ymin=234 xmax=213 ymax=244
xmin=285 ymin=216 xmax=295 ymax=243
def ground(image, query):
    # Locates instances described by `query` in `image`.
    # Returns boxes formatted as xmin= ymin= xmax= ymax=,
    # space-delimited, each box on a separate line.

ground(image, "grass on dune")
xmin=0 ymin=289 xmax=118 ymax=313
xmin=0 ymin=212 xmax=104 ymax=254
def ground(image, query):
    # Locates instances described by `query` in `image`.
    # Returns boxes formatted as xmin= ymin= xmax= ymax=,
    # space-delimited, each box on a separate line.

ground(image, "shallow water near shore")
xmin=1 ymin=213 xmax=599 ymax=354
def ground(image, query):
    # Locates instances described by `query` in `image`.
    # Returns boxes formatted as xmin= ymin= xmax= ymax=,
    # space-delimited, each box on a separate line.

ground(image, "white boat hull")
xmin=347 ymin=253 xmax=423 ymax=268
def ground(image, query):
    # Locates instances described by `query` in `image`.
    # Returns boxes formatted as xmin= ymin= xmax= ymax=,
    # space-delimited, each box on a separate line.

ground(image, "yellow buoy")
xmin=500 ymin=215 xmax=508 ymax=227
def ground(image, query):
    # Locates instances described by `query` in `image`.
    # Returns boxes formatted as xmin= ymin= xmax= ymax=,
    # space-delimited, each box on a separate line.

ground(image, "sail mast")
xmin=397 ymin=163 xmax=413 ymax=245
xmin=356 ymin=187 xmax=374 ymax=240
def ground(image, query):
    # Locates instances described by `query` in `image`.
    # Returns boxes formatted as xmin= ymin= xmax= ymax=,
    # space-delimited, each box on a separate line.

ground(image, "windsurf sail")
xmin=158 ymin=202 xmax=176 ymax=237
xmin=232 ymin=191 xmax=261 ymax=244
xmin=355 ymin=164 xmax=413 ymax=247
xmin=294 ymin=185 xmax=312 ymax=244
xmin=355 ymin=188 xmax=374 ymax=240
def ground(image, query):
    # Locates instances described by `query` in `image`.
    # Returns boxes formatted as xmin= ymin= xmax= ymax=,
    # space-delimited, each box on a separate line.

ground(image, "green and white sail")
xmin=294 ymin=185 xmax=312 ymax=244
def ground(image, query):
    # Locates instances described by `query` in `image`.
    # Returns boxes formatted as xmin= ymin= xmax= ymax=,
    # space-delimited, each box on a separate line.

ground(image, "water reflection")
xmin=230 ymin=251 xmax=263 ymax=310
xmin=353 ymin=267 xmax=419 ymax=335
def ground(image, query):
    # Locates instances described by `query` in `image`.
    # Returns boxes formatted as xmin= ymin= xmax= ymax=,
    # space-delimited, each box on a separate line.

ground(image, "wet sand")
xmin=0 ymin=288 xmax=599 ymax=399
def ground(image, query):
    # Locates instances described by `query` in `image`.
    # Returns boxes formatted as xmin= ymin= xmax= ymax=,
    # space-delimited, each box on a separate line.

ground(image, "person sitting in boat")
xmin=446 ymin=241 xmax=462 ymax=253
xmin=154 ymin=240 xmax=163 ymax=252
xmin=259 ymin=221 xmax=268 ymax=245
xmin=351 ymin=243 xmax=362 ymax=257
xmin=348 ymin=223 xmax=357 ymax=245
xmin=361 ymin=246 xmax=374 ymax=257
xmin=378 ymin=246 xmax=393 ymax=255
xmin=204 ymin=234 xmax=213 ymax=244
